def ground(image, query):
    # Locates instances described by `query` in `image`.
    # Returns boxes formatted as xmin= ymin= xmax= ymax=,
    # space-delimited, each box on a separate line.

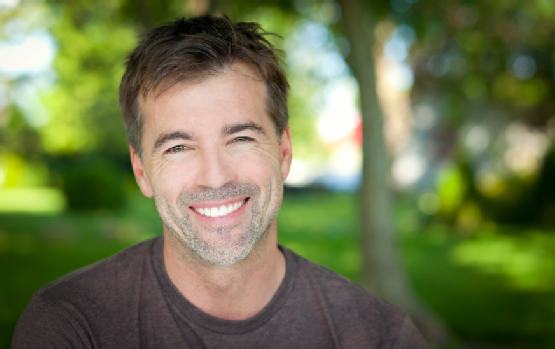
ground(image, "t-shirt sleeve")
xmin=390 ymin=315 xmax=429 ymax=349
xmin=12 ymin=295 xmax=90 ymax=349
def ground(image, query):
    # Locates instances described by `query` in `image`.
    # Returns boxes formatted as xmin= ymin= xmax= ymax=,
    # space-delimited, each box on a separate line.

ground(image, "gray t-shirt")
xmin=12 ymin=236 xmax=428 ymax=348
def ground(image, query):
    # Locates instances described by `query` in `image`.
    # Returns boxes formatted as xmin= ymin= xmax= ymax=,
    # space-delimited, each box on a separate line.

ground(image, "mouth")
xmin=191 ymin=198 xmax=249 ymax=218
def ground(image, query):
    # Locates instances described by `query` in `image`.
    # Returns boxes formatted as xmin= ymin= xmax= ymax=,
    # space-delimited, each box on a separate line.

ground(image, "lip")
xmin=189 ymin=197 xmax=249 ymax=225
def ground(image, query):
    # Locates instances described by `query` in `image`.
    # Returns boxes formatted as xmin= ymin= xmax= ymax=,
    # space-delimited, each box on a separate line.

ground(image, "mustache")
xmin=177 ymin=181 xmax=259 ymax=205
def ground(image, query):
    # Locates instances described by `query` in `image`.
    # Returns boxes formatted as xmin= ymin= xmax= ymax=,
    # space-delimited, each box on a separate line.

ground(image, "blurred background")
xmin=1 ymin=0 xmax=555 ymax=347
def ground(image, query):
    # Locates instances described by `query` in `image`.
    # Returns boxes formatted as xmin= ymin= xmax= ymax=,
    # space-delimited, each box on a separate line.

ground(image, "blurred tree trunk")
xmin=336 ymin=0 xmax=449 ymax=346
xmin=190 ymin=0 xmax=222 ymax=15
xmin=208 ymin=0 xmax=225 ymax=14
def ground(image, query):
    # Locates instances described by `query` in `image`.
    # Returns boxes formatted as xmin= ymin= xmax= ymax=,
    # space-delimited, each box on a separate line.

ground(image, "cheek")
xmin=243 ymin=155 xmax=284 ymax=209
xmin=237 ymin=152 xmax=282 ymax=185
xmin=233 ymin=145 xmax=282 ymax=173
xmin=150 ymin=154 xmax=189 ymax=179
xmin=149 ymin=161 xmax=191 ymax=197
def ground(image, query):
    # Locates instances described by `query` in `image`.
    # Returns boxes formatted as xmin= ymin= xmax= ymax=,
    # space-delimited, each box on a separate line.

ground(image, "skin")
xmin=129 ymin=63 xmax=293 ymax=320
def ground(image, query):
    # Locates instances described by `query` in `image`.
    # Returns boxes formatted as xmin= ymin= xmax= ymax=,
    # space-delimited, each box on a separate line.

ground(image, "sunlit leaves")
xmin=437 ymin=164 xmax=466 ymax=215
xmin=40 ymin=8 xmax=136 ymax=155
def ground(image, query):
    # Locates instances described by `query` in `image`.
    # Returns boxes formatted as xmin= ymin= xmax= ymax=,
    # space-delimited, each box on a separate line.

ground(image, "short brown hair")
xmin=119 ymin=15 xmax=289 ymax=156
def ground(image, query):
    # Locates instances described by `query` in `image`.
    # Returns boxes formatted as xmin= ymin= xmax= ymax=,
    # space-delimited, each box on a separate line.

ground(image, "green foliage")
xmin=59 ymin=156 xmax=127 ymax=211
xmin=411 ymin=0 xmax=555 ymax=118
xmin=436 ymin=164 xmax=466 ymax=216
xmin=431 ymin=145 xmax=555 ymax=227
xmin=1 ymin=107 xmax=43 ymax=161
xmin=41 ymin=5 xmax=137 ymax=157
xmin=493 ymin=74 xmax=550 ymax=107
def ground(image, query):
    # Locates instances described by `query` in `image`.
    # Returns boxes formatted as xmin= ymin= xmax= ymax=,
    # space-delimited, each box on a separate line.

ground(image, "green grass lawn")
xmin=1 ymin=191 xmax=555 ymax=348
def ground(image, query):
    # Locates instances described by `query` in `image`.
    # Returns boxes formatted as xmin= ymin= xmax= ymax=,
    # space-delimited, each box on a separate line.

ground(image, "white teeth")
xmin=219 ymin=205 xmax=228 ymax=216
xmin=194 ymin=200 xmax=245 ymax=218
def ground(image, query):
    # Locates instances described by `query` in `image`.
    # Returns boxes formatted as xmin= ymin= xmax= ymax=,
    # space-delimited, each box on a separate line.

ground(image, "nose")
xmin=194 ymin=147 xmax=237 ymax=189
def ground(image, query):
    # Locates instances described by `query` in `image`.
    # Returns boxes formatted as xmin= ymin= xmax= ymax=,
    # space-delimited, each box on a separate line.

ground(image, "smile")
xmin=193 ymin=199 xmax=247 ymax=218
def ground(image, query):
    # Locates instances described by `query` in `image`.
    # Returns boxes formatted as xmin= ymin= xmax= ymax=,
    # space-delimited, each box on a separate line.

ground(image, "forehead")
xmin=140 ymin=64 xmax=269 ymax=131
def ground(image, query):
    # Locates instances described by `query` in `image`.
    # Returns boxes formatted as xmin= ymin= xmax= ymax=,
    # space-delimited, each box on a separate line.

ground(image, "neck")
xmin=163 ymin=223 xmax=286 ymax=320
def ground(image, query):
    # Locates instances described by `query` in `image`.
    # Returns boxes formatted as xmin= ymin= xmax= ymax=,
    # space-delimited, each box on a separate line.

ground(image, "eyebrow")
xmin=221 ymin=122 xmax=267 ymax=137
xmin=152 ymin=122 xmax=267 ymax=153
xmin=153 ymin=131 xmax=195 ymax=153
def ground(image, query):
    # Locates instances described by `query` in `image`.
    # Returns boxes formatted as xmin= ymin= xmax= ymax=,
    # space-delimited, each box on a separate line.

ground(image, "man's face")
xmin=130 ymin=64 xmax=292 ymax=266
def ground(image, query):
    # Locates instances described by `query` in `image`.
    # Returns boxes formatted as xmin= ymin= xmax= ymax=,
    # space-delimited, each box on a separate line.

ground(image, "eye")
xmin=166 ymin=145 xmax=188 ymax=154
xmin=232 ymin=136 xmax=253 ymax=143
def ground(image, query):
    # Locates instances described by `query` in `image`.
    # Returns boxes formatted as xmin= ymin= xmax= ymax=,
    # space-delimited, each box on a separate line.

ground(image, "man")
xmin=13 ymin=15 xmax=427 ymax=348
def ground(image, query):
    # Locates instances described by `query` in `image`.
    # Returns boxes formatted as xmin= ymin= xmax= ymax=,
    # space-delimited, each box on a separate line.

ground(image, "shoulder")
xmin=283 ymin=247 xmax=428 ymax=348
xmin=289 ymin=248 xmax=403 ymax=319
xmin=36 ymin=236 xmax=159 ymax=304
xmin=39 ymin=237 xmax=160 ymax=299
xmin=12 ymin=293 xmax=88 ymax=349
xmin=12 ymin=236 xmax=161 ymax=349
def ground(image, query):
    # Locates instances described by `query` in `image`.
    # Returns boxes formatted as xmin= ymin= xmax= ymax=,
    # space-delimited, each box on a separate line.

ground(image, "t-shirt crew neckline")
xmin=151 ymin=236 xmax=298 ymax=335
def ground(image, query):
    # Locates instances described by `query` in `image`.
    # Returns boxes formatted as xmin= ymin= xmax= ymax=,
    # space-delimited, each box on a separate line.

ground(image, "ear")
xmin=279 ymin=125 xmax=293 ymax=181
xmin=129 ymin=145 xmax=154 ymax=198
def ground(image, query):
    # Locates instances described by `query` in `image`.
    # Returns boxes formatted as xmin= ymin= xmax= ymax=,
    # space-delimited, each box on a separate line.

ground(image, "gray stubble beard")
xmin=155 ymin=179 xmax=282 ymax=266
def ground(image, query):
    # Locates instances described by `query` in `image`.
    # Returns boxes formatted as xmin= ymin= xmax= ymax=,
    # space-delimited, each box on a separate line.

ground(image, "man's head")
xmin=120 ymin=15 xmax=293 ymax=267
xmin=119 ymin=15 xmax=289 ymax=157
